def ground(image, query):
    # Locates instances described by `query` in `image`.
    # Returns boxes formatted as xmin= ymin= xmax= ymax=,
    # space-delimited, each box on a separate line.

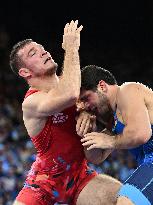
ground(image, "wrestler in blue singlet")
xmin=113 ymin=113 xmax=153 ymax=205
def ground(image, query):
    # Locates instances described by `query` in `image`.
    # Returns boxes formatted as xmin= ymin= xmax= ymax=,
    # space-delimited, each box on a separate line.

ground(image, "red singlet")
xmin=16 ymin=89 xmax=97 ymax=205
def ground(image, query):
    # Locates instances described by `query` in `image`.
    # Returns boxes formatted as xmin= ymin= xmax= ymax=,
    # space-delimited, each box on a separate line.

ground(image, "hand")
xmin=76 ymin=100 xmax=86 ymax=112
xmin=81 ymin=131 xmax=116 ymax=150
xmin=76 ymin=111 xmax=96 ymax=137
xmin=62 ymin=20 xmax=83 ymax=51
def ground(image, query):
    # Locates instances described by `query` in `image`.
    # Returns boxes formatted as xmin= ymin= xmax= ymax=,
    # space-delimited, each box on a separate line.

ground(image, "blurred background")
xmin=0 ymin=0 xmax=152 ymax=204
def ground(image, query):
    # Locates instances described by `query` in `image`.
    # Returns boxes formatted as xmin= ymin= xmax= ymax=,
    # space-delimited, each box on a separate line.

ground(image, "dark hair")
xmin=9 ymin=39 xmax=33 ymax=75
xmin=81 ymin=65 xmax=117 ymax=91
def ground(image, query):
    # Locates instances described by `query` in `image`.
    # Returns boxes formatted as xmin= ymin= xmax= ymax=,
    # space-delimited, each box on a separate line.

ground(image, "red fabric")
xmin=16 ymin=89 xmax=97 ymax=205
xmin=24 ymin=88 xmax=39 ymax=99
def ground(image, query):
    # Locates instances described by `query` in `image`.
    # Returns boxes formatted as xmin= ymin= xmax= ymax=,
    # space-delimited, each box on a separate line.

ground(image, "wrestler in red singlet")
xmin=16 ymin=89 xmax=97 ymax=205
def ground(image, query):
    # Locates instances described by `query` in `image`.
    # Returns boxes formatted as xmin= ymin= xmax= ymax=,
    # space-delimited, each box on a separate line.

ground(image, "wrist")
xmin=110 ymin=135 xmax=117 ymax=149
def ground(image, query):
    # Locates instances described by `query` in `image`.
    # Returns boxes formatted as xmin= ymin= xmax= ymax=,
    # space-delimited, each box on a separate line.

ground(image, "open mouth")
xmin=44 ymin=57 xmax=51 ymax=64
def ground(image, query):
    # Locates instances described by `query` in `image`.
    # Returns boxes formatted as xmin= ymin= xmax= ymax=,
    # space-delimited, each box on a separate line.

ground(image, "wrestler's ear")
xmin=18 ymin=67 xmax=31 ymax=78
xmin=97 ymin=80 xmax=108 ymax=93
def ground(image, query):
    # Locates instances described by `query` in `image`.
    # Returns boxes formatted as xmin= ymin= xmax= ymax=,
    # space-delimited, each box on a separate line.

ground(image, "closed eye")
xmin=27 ymin=47 xmax=37 ymax=57
xmin=31 ymin=51 xmax=36 ymax=56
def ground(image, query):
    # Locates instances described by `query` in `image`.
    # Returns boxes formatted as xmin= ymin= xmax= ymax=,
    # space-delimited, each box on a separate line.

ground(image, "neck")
xmin=27 ymin=74 xmax=59 ymax=92
xmin=109 ymin=85 xmax=119 ymax=111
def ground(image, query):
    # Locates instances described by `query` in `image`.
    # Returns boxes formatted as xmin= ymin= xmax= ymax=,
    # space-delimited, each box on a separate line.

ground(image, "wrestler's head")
xmin=9 ymin=39 xmax=58 ymax=80
xmin=80 ymin=65 xmax=117 ymax=122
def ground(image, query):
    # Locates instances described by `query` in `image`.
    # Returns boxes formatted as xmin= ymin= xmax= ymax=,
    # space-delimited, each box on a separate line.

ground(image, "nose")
xmin=41 ymin=51 xmax=47 ymax=57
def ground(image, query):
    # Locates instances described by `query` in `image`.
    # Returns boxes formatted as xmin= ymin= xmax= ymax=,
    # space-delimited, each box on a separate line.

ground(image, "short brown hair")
xmin=9 ymin=39 xmax=33 ymax=75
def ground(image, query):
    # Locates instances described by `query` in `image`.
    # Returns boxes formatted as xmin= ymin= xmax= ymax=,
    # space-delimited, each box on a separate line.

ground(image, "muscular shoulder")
xmin=23 ymin=91 xmax=43 ymax=107
xmin=22 ymin=91 xmax=47 ymax=117
xmin=117 ymin=82 xmax=145 ymax=108
xmin=120 ymin=82 xmax=144 ymax=91
xmin=119 ymin=82 xmax=145 ymax=96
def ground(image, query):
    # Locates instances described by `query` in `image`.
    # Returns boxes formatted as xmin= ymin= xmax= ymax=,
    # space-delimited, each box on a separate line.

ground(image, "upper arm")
xmin=118 ymin=83 xmax=152 ymax=140
xmin=23 ymin=89 xmax=77 ymax=118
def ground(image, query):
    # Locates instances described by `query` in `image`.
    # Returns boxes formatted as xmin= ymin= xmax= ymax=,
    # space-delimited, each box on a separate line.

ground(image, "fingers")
xmin=78 ymin=118 xmax=91 ymax=136
xmin=64 ymin=23 xmax=69 ymax=34
xmin=84 ymin=132 xmax=97 ymax=137
xmin=82 ymin=140 xmax=95 ymax=147
xmin=76 ymin=115 xmax=83 ymax=133
xmin=76 ymin=25 xmax=83 ymax=33
xmin=82 ymin=120 xmax=91 ymax=136
xmin=63 ymin=19 xmax=83 ymax=50
xmin=67 ymin=20 xmax=75 ymax=33
xmin=64 ymin=20 xmax=83 ymax=34
xmin=89 ymin=115 xmax=97 ymax=131
xmin=76 ymin=101 xmax=86 ymax=112
xmin=76 ymin=111 xmax=93 ymax=137
xmin=76 ymin=116 xmax=90 ymax=137
xmin=87 ymin=144 xmax=97 ymax=150
xmin=81 ymin=135 xmax=93 ymax=142
xmin=71 ymin=20 xmax=78 ymax=33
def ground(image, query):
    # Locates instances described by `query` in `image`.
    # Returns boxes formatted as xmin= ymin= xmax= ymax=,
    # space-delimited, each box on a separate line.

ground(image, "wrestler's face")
xmin=18 ymin=42 xmax=58 ymax=78
xmin=80 ymin=89 xmax=112 ymax=121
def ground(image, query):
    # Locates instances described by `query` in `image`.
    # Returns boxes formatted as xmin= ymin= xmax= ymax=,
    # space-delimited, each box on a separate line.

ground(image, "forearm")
xmin=42 ymin=49 xmax=80 ymax=113
xmin=60 ymin=49 xmax=81 ymax=96
xmin=84 ymin=147 xmax=103 ymax=165
xmin=84 ymin=147 xmax=113 ymax=165
xmin=84 ymin=129 xmax=113 ymax=164
xmin=114 ymin=128 xmax=146 ymax=149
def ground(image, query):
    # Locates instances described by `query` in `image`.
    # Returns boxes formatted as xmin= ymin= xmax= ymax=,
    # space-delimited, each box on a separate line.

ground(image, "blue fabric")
xmin=122 ymin=163 xmax=153 ymax=204
xmin=113 ymin=113 xmax=153 ymax=165
xmin=118 ymin=183 xmax=151 ymax=205
xmin=113 ymin=113 xmax=153 ymax=205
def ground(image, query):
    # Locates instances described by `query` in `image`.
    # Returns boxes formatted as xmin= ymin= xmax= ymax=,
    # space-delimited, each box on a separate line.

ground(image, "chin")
xmin=46 ymin=64 xmax=58 ymax=76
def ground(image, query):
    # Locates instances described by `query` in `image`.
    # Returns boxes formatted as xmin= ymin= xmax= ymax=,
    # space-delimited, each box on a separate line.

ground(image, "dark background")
xmin=0 ymin=1 xmax=151 ymax=204
xmin=1 ymin=0 xmax=153 ymax=86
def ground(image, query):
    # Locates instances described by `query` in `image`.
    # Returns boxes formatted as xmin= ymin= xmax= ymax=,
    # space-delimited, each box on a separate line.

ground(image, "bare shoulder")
xmin=120 ymin=82 xmax=144 ymax=91
xmin=117 ymin=82 xmax=146 ymax=108
xmin=22 ymin=91 xmax=47 ymax=117
xmin=119 ymin=82 xmax=145 ymax=98
xmin=120 ymin=82 xmax=152 ymax=96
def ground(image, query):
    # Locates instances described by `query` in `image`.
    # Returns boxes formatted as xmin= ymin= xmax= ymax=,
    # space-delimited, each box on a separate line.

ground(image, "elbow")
xmin=138 ymin=129 xmax=152 ymax=144
xmin=131 ymin=128 xmax=152 ymax=145
xmin=93 ymin=159 xmax=103 ymax=165
xmin=72 ymin=90 xmax=80 ymax=99
xmin=68 ymin=92 xmax=80 ymax=104
xmin=64 ymin=95 xmax=78 ymax=108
